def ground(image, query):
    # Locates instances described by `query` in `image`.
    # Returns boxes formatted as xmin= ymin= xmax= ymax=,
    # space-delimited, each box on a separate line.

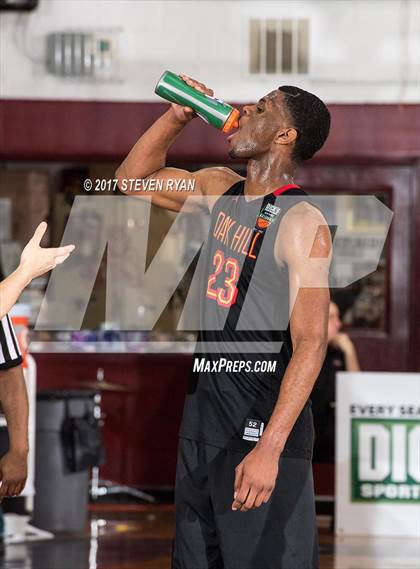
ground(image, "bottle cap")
xmin=222 ymin=108 xmax=240 ymax=133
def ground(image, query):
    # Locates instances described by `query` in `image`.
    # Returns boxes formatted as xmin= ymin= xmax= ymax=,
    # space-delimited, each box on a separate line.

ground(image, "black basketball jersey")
xmin=179 ymin=181 xmax=315 ymax=458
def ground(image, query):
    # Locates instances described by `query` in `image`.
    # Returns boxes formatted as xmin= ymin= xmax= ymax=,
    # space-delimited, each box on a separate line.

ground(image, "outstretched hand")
xmin=20 ymin=222 xmax=75 ymax=282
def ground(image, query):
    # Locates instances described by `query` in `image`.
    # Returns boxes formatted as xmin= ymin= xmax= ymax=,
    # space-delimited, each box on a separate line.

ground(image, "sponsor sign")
xmin=336 ymin=372 xmax=420 ymax=537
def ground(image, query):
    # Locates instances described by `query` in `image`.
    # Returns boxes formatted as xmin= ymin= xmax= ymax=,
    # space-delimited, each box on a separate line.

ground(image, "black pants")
xmin=172 ymin=438 xmax=319 ymax=569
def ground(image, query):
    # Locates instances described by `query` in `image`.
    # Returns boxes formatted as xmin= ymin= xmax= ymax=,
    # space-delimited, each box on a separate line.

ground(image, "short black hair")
xmin=278 ymin=85 xmax=331 ymax=163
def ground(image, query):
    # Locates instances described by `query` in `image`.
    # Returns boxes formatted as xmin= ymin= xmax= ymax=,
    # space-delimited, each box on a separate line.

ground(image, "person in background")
xmin=0 ymin=222 xmax=75 ymax=319
xmin=311 ymin=301 xmax=360 ymax=463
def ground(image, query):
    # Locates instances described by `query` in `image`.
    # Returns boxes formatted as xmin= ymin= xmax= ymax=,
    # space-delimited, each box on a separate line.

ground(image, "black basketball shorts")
xmin=172 ymin=437 xmax=319 ymax=569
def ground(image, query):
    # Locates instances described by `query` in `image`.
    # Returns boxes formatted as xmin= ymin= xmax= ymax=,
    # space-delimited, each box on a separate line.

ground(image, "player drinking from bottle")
xmin=117 ymin=75 xmax=331 ymax=569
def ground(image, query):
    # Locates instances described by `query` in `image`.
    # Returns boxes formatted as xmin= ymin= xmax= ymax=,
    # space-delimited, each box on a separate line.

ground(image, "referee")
xmin=0 ymin=315 xmax=28 ymax=500
xmin=0 ymin=315 xmax=22 ymax=371
xmin=0 ymin=221 xmax=75 ymax=499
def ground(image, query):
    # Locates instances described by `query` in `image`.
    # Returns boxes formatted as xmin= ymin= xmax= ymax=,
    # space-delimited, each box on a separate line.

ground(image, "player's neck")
xmin=244 ymin=155 xmax=296 ymax=201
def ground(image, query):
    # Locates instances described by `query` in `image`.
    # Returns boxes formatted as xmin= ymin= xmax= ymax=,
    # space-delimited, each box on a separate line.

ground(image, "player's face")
xmin=227 ymin=90 xmax=291 ymax=159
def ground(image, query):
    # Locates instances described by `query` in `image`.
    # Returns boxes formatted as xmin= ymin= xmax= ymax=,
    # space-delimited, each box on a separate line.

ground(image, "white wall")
xmin=0 ymin=0 xmax=419 ymax=103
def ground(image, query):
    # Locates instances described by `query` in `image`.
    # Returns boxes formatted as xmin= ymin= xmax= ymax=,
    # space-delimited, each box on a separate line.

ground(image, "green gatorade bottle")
xmin=155 ymin=70 xmax=240 ymax=133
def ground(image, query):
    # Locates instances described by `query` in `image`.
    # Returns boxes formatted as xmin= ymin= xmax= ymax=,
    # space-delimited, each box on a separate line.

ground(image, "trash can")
xmin=33 ymin=390 xmax=96 ymax=532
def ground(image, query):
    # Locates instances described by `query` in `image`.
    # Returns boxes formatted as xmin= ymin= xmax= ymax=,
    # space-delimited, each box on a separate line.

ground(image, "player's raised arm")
xmin=115 ymin=75 xmax=242 ymax=213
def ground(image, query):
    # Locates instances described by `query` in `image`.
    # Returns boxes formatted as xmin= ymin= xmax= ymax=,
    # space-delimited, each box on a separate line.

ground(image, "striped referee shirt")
xmin=0 ymin=315 xmax=22 ymax=370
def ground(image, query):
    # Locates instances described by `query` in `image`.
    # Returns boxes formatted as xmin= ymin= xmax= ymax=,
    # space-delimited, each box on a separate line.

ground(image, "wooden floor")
xmin=1 ymin=506 xmax=419 ymax=569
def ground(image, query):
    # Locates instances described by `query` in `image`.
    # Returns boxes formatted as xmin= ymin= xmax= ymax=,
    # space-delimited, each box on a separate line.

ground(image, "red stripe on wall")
xmin=0 ymin=100 xmax=419 ymax=162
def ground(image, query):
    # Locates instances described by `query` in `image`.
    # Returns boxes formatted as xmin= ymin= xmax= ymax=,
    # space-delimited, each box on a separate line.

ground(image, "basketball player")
xmin=117 ymin=76 xmax=332 ymax=568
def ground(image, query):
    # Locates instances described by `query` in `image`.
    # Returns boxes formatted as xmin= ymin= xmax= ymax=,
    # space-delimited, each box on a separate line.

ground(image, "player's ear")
xmin=274 ymin=127 xmax=298 ymax=146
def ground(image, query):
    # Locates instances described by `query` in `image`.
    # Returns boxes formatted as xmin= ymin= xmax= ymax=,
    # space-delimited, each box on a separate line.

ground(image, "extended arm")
xmin=0 ymin=222 xmax=75 ymax=318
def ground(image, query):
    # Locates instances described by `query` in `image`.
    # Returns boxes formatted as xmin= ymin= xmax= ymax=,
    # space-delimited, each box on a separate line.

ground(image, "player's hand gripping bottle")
xmin=155 ymin=70 xmax=240 ymax=133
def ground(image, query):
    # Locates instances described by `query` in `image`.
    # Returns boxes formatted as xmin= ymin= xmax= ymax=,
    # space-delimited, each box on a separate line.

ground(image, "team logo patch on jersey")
xmin=243 ymin=418 xmax=265 ymax=442
xmin=256 ymin=203 xmax=281 ymax=230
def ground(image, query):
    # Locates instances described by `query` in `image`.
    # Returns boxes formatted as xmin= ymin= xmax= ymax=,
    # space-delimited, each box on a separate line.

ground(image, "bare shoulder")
xmin=195 ymin=167 xmax=244 ymax=210
xmin=276 ymin=200 xmax=331 ymax=265
xmin=281 ymin=200 xmax=327 ymax=231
